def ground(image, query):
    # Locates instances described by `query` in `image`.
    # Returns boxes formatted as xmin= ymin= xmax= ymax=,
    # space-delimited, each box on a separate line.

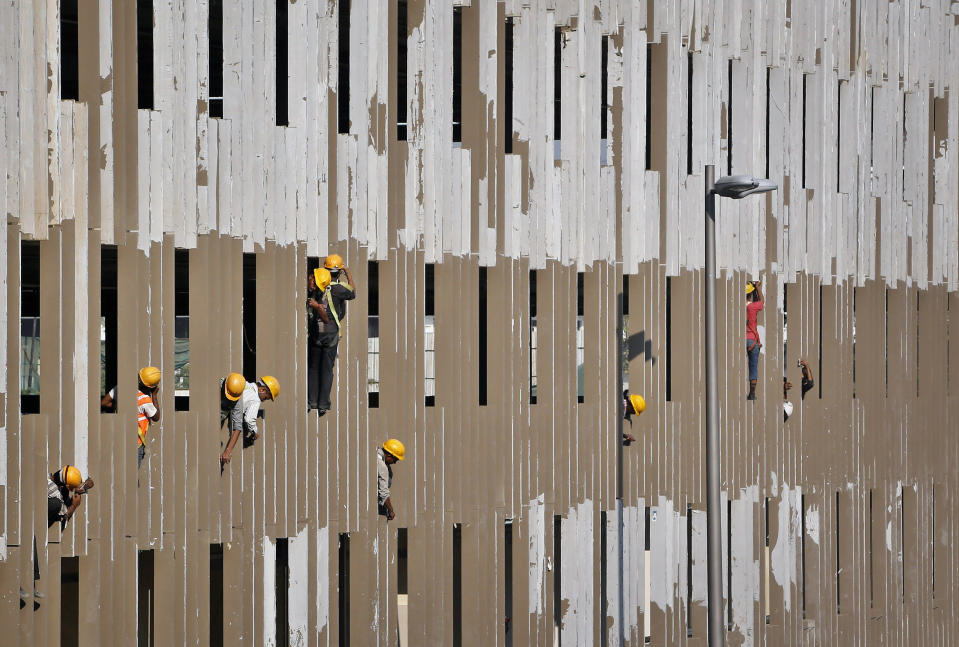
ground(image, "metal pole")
xmin=704 ymin=164 xmax=725 ymax=646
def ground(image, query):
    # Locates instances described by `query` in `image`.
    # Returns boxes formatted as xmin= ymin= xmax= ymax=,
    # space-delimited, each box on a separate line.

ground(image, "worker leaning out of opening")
xmin=377 ymin=439 xmax=405 ymax=521
xmin=48 ymin=465 xmax=94 ymax=529
xmin=307 ymin=254 xmax=356 ymax=416
xmin=136 ymin=366 xmax=162 ymax=468
xmin=745 ymin=279 xmax=764 ymax=400
xmin=219 ymin=372 xmax=279 ymax=466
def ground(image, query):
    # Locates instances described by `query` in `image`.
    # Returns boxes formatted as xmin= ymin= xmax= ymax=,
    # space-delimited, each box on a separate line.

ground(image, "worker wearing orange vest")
xmin=137 ymin=367 xmax=162 ymax=468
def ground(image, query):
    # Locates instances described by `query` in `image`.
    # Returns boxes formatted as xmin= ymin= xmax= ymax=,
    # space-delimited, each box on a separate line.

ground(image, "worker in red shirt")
xmin=745 ymin=280 xmax=764 ymax=400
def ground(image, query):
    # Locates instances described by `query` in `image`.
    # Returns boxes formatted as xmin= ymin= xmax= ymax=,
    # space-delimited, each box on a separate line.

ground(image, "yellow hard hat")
xmin=745 ymin=282 xmax=756 ymax=295
xmin=62 ymin=465 xmax=83 ymax=489
xmin=324 ymin=253 xmax=344 ymax=270
xmin=383 ymin=439 xmax=405 ymax=461
xmin=629 ymin=394 xmax=646 ymax=416
xmin=224 ymin=372 xmax=246 ymax=401
xmin=259 ymin=375 xmax=280 ymax=400
xmin=138 ymin=366 xmax=162 ymax=388
xmin=313 ymin=267 xmax=332 ymax=292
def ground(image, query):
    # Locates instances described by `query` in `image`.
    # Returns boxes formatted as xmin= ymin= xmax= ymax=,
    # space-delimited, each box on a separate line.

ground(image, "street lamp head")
xmin=713 ymin=175 xmax=778 ymax=199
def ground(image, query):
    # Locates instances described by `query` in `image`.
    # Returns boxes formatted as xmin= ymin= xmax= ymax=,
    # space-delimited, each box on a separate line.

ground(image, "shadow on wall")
xmin=627 ymin=331 xmax=656 ymax=365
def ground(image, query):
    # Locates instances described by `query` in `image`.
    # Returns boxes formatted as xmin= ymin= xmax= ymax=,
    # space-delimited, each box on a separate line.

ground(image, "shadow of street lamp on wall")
xmin=704 ymin=166 xmax=777 ymax=647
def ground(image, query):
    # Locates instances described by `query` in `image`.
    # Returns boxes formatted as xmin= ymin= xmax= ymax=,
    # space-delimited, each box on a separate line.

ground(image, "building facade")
xmin=1 ymin=0 xmax=958 ymax=644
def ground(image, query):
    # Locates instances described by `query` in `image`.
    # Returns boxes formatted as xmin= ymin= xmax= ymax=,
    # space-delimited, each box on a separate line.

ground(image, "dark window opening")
xmin=101 ymin=246 xmax=118 ymax=413
xmin=553 ymin=515 xmax=562 ymax=642
xmin=836 ymin=80 xmax=842 ymax=190
xmin=242 ymin=253 xmax=257 ymax=382
xmin=885 ymin=288 xmax=889 ymax=396
xmin=174 ymin=249 xmax=190 ymax=410
xmin=209 ymin=0 xmax=223 ymax=117
xmin=337 ymin=0 xmax=351 ymax=134
xmin=852 ymin=287 xmax=857 ymax=398
xmin=529 ymin=270 xmax=537 ymax=405
xmin=577 ymin=272 xmax=584 ymax=403
xmin=901 ymin=487 xmax=906 ymax=602
xmin=506 ymin=520 xmax=514 ymax=647
xmin=137 ymin=0 xmax=154 ymax=110
xmin=21 ymin=241 xmax=40 ymax=414
xmin=727 ymin=59 xmax=733 ymax=176
xmin=868 ymin=490 xmax=874 ymax=607
xmin=645 ymin=43 xmax=651 ymax=170
xmin=368 ymin=260 xmax=380 ymax=407
xmin=276 ymin=538 xmax=289 ymax=647
xmin=210 ymin=544 xmax=224 ymax=647
xmin=338 ymin=533 xmax=350 ymax=647
xmin=479 ymin=267 xmax=488 ymax=406
xmin=452 ymin=7 xmax=463 ymax=143
xmin=599 ymin=511 xmax=607 ymax=647
xmin=601 ymin=35 xmax=609 ymax=141
xmin=916 ymin=293 xmax=920 ymax=398
xmin=137 ymin=549 xmax=155 ymax=647
xmin=555 ymin=28 xmax=563 ymax=142
xmin=870 ymin=86 xmax=875 ymax=166
xmin=764 ymin=497 xmax=770 ymax=624
xmin=504 ymin=17 xmax=514 ymax=154
xmin=932 ymin=485 xmax=936 ymax=599
xmin=397 ymin=0 xmax=408 ymax=140
xmin=818 ymin=285 xmax=823 ymax=399
xmin=726 ymin=500 xmax=733 ymax=630
xmin=398 ymin=528 xmax=408 ymax=595
xmin=61 ymin=556 xmax=80 ymax=647
xmin=801 ymin=73 xmax=807 ymax=188
xmin=61 ymin=0 xmax=79 ymax=100
xmin=453 ymin=523 xmax=463 ymax=647
xmin=665 ymin=276 xmax=672 ymax=401
xmin=276 ymin=0 xmax=289 ymax=126
xmin=765 ymin=67 xmax=770 ymax=178
xmin=687 ymin=51 xmax=693 ymax=175
xmin=425 ymin=263 xmax=436 ymax=407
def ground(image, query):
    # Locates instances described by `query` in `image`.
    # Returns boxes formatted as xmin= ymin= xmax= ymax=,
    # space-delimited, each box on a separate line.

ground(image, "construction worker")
xmin=745 ymin=280 xmax=764 ymax=400
xmin=307 ymin=267 xmax=332 ymax=410
xmin=219 ymin=373 xmax=279 ymax=466
xmin=798 ymin=358 xmax=815 ymax=398
xmin=137 ymin=366 xmax=162 ymax=468
xmin=621 ymin=390 xmax=644 ymax=444
xmin=377 ymin=439 xmax=405 ymax=520
xmin=311 ymin=254 xmax=356 ymax=415
xmin=47 ymin=465 xmax=94 ymax=529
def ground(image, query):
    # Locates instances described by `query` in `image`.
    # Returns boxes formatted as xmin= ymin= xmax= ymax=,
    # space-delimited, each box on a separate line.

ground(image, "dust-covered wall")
xmin=1 ymin=0 xmax=958 ymax=645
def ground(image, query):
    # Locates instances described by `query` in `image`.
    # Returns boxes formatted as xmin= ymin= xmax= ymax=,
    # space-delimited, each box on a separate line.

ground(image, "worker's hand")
xmin=307 ymin=298 xmax=320 ymax=309
xmin=220 ymin=452 xmax=231 ymax=466
xmin=387 ymin=508 xmax=395 ymax=521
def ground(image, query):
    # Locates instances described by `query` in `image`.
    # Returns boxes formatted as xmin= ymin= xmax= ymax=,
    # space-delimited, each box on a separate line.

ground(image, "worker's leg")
xmin=307 ymin=342 xmax=321 ymax=409
xmin=317 ymin=332 xmax=340 ymax=411
xmin=746 ymin=339 xmax=760 ymax=399
xmin=137 ymin=443 xmax=146 ymax=468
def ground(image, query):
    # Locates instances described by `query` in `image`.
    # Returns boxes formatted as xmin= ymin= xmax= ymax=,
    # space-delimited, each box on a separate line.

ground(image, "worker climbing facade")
xmin=312 ymin=254 xmax=356 ymax=415
xmin=136 ymin=366 xmax=162 ymax=468
xmin=219 ymin=372 xmax=280 ymax=466
xmin=47 ymin=465 xmax=94 ymax=529
xmin=745 ymin=280 xmax=764 ymax=400
xmin=377 ymin=439 xmax=405 ymax=521
xmin=307 ymin=267 xmax=332 ymax=410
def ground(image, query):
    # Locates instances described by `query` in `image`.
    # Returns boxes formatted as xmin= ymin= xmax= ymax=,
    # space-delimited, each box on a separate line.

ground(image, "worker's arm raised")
xmin=342 ymin=265 xmax=355 ymax=292
xmin=753 ymin=280 xmax=764 ymax=304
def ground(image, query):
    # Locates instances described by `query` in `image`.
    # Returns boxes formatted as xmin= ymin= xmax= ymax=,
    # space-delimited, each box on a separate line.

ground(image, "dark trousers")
xmin=309 ymin=332 xmax=340 ymax=410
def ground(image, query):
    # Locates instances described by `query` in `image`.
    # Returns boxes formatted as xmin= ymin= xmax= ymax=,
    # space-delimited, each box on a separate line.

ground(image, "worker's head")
xmin=257 ymin=376 xmax=280 ymax=401
xmin=313 ymin=267 xmax=332 ymax=293
xmin=307 ymin=271 xmax=317 ymax=291
xmin=746 ymin=282 xmax=759 ymax=302
xmin=62 ymin=465 xmax=83 ymax=490
xmin=382 ymin=438 xmax=405 ymax=463
xmin=324 ymin=253 xmax=344 ymax=275
xmin=223 ymin=372 xmax=246 ymax=401
xmin=138 ymin=366 xmax=161 ymax=391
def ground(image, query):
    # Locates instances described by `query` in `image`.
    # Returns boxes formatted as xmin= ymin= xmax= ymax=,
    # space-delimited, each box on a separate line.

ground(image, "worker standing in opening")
xmin=311 ymin=254 xmax=356 ymax=415
xmin=136 ymin=367 xmax=162 ymax=468
xmin=798 ymin=358 xmax=815 ymax=398
xmin=745 ymin=280 xmax=764 ymax=400
xmin=306 ymin=267 xmax=332 ymax=410
xmin=621 ymin=389 xmax=644 ymax=444
xmin=47 ymin=465 xmax=94 ymax=529
xmin=377 ymin=439 xmax=405 ymax=520
xmin=219 ymin=372 xmax=279 ymax=466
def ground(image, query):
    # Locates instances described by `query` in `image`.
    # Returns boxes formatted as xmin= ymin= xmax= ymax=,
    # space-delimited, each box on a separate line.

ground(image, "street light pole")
xmin=704 ymin=164 xmax=724 ymax=646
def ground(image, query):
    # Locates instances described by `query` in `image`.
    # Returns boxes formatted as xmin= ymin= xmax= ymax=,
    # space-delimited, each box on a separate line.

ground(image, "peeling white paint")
xmin=771 ymin=483 xmax=801 ymax=612
xmin=263 ymin=536 xmax=277 ymax=647
xmin=317 ymin=526 xmax=329 ymax=635
xmin=528 ymin=494 xmax=545 ymax=615
xmin=806 ymin=506 xmax=821 ymax=545
xmin=559 ymin=500 xmax=593 ymax=645
xmin=289 ymin=526 xmax=309 ymax=647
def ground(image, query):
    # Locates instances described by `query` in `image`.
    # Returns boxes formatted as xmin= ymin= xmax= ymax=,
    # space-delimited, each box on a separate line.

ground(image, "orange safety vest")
xmin=137 ymin=390 xmax=153 ymax=446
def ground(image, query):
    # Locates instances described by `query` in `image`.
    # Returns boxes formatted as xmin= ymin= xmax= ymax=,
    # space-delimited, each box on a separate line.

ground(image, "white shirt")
xmin=239 ymin=382 xmax=261 ymax=432
xmin=783 ymin=400 xmax=794 ymax=419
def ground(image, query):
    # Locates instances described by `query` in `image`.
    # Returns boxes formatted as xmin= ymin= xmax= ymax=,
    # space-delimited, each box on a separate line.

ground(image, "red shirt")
xmin=746 ymin=300 xmax=763 ymax=342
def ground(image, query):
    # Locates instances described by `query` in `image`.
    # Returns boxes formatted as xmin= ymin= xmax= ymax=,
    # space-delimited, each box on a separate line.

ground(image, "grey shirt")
xmin=376 ymin=448 xmax=392 ymax=506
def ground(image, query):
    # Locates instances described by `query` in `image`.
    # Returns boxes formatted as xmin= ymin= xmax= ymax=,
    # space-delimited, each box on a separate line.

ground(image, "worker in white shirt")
xmin=219 ymin=373 xmax=280 ymax=466
xmin=376 ymin=439 xmax=405 ymax=520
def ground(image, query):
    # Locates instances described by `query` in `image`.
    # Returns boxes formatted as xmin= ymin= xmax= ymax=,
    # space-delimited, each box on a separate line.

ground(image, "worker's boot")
xmin=747 ymin=382 xmax=756 ymax=401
